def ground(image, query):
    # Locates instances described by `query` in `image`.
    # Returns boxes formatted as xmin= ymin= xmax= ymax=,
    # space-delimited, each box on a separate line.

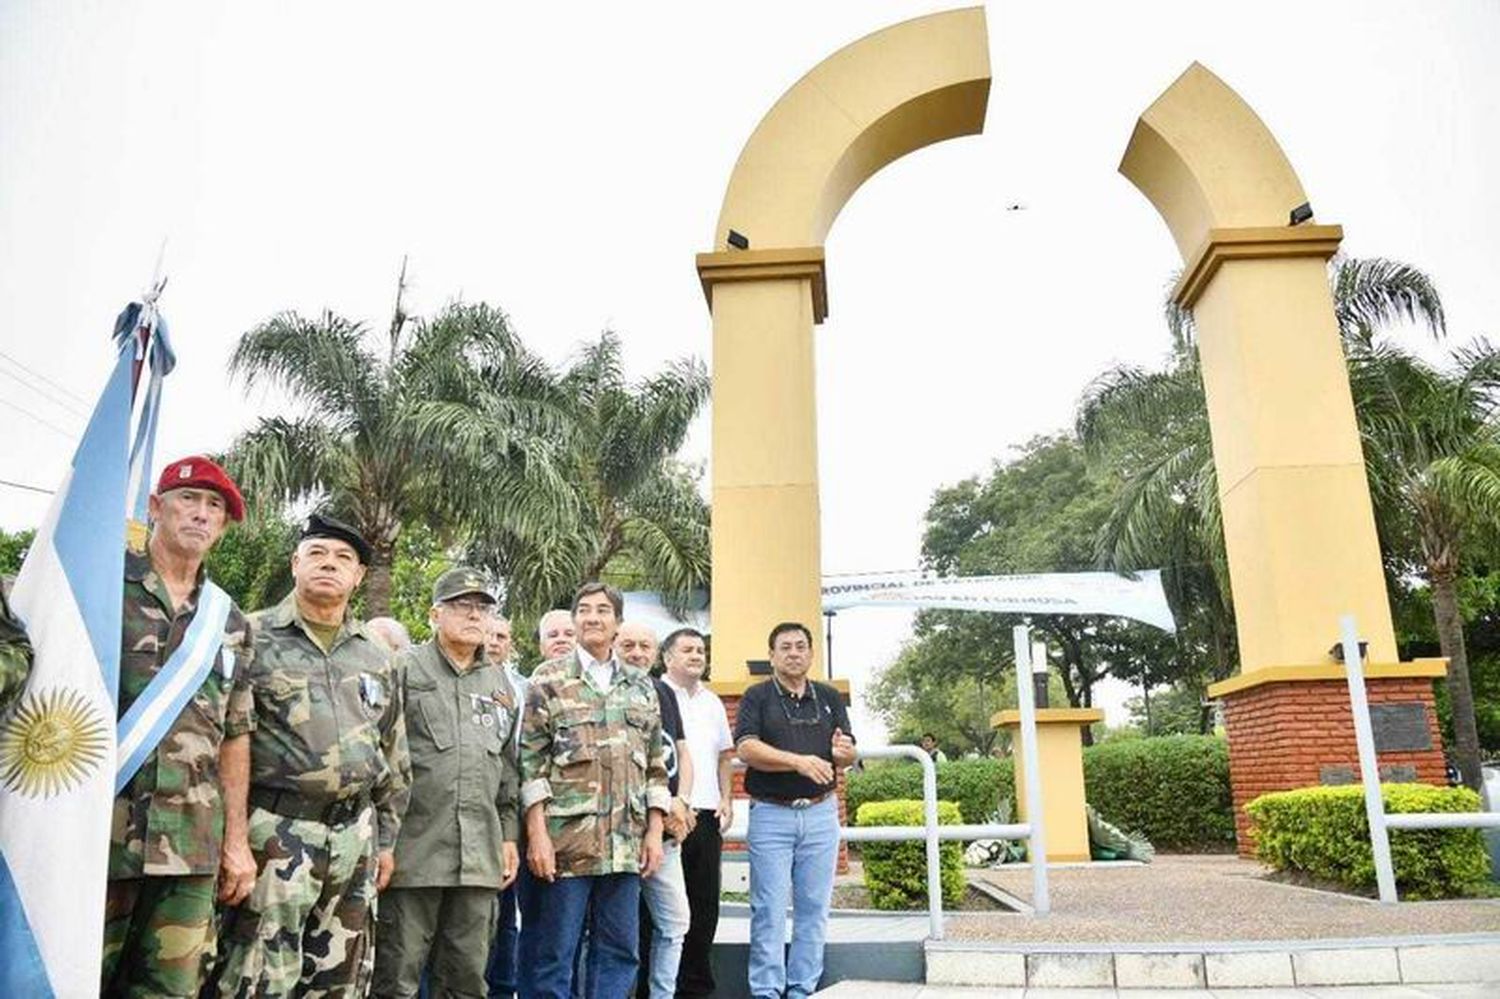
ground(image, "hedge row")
xmin=846 ymin=735 xmax=1234 ymax=851
xmin=855 ymin=799 xmax=965 ymax=910
xmin=1246 ymin=783 xmax=1491 ymax=899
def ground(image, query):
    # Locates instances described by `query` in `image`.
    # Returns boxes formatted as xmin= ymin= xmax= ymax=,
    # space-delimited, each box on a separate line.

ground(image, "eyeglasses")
xmin=445 ymin=598 xmax=495 ymax=617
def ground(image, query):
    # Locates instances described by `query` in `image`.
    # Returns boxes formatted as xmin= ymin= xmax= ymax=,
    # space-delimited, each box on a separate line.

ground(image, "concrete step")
xmin=816 ymin=982 xmax=1500 ymax=997
xmin=922 ymin=934 xmax=1500 ymax=989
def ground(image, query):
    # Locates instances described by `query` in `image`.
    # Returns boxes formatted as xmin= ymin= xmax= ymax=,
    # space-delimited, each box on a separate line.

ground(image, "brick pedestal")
xmin=720 ymin=689 xmax=851 ymax=874
xmin=1219 ymin=675 xmax=1446 ymax=856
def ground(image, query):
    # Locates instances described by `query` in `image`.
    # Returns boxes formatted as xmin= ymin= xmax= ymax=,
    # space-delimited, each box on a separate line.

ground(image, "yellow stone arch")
xmin=696 ymin=8 xmax=991 ymax=683
xmin=1121 ymin=63 xmax=1440 ymax=689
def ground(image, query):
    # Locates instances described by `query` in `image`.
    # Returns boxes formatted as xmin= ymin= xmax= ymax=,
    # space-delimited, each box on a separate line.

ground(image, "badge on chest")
xmin=359 ymin=673 xmax=387 ymax=711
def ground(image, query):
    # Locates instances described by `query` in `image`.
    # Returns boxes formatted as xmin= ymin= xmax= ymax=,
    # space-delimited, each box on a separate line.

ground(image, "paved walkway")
xmin=816 ymin=983 xmax=1499 ymax=998
xmin=944 ymin=854 xmax=1500 ymax=942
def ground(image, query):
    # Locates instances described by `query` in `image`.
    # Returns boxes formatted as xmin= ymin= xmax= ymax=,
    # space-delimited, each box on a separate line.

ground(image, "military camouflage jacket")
xmin=0 ymin=584 xmax=31 ymax=716
xmin=110 ymin=549 xmax=255 ymax=879
xmin=520 ymin=649 xmax=670 ymax=878
xmin=226 ymin=594 xmax=410 ymax=851
xmin=390 ymin=639 xmax=519 ymax=889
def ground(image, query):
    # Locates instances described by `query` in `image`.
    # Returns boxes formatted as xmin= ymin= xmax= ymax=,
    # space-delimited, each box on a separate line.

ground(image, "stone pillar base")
xmin=716 ymin=684 xmax=851 ymax=874
xmin=1210 ymin=662 xmax=1448 ymax=857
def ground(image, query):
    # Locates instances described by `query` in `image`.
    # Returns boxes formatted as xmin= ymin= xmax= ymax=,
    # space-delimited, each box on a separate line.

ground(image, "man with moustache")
xmin=101 ymin=456 xmax=256 ymax=999
xmin=614 ymin=622 xmax=693 ymax=999
xmin=519 ymin=583 xmax=669 ymax=999
xmin=658 ymin=628 xmax=734 ymax=999
xmin=213 ymin=512 xmax=411 ymax=997
xmin=374 ymin=568 xmax=519 ymax=997
xmin=734 ymin=623 xmax=856 ymax=999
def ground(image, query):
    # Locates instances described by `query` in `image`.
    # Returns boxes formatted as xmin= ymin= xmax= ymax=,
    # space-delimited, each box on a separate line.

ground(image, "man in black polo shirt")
xmin=733 ymin=622 xmax=856 ymax=999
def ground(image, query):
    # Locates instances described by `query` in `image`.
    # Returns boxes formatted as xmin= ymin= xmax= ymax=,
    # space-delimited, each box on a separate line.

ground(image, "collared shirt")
xmin=389 ymin=638 xmax=519 ymax=889
xmin=577 ymin=644 xmax=617 ymax=692
xmin=664 ymin=676 xmax=733 ymax=811
xmin=734 ymin=676 xmax=853 ymax=801
xmin=110 ymin=548 xmax=255 ymax=878
xmin=519 ymin=650 xmax=671 ymax=878
xmin=226 ymin=593 xmax=411 ymax=851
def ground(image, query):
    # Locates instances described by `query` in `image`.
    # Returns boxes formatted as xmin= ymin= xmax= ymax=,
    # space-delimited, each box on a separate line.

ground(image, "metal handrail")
xmin=1341 ymin=614 xmax=1500 ymax=902
xmin=724 ymin=625 xmax=1053 ymax=939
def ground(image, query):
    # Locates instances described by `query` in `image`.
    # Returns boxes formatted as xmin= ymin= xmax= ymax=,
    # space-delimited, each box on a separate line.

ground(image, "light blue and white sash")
xmin=114 ymin=580 xmax=233 ymax=793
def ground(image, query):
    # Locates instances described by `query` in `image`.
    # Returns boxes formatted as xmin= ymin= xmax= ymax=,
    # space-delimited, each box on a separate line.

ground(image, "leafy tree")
xmin=203 ymin=512 xmax=296 ymax=612
xmin=0 ymin=528 xmax=34 ymax=579
xmin=227 ymin=289 xmax=571 ymax=616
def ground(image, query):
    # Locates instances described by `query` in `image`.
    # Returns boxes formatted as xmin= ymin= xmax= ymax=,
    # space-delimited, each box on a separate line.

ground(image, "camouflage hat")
xmin=433 ymin=567 xmax=495 ymax=605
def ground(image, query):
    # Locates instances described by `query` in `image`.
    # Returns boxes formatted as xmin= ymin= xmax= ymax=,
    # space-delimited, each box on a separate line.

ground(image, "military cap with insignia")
xmin=156 ymin=455 xmax=246 ymax=521
xmin=300 ymin=511 xmax=373 ymax=564
xmin=432 ymin=567 xmax=496 ymax=604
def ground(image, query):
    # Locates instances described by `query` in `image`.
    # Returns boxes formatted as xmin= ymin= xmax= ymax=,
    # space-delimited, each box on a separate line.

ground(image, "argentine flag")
xmin=0 ymin=301 xmax=168 ymax=998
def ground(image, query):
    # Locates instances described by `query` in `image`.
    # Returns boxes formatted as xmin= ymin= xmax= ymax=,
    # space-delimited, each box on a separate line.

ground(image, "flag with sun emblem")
xmin=0 ymin=294 xmax=172 ymax=998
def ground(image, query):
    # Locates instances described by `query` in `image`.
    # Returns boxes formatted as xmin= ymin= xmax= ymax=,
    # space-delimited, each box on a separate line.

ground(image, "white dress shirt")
xmin=665 ymin=675 xmax=734 ymax=811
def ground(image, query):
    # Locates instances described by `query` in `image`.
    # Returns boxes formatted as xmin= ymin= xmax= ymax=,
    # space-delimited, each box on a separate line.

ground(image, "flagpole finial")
xmin=142 ymin=238 xmax=169 ymax=306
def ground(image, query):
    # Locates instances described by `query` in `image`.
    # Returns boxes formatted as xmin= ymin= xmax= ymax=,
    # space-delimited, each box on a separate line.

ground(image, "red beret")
xmin=156 ymin=456 xmax=245 ymax=522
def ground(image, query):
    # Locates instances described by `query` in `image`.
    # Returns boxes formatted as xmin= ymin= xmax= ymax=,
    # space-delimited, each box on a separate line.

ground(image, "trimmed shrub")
xmin=847 ymin=758 xmax=1014 ymax=825
xmin=856 ymin=799 xmax=965 ymax=910
xmin=1246 ymin=783 xmax=1491 ymax=900
xmin=848 ymin=736 xmax=1234 ymax=852
xmin=1083 ymin=734 xmax=1235 ymax=850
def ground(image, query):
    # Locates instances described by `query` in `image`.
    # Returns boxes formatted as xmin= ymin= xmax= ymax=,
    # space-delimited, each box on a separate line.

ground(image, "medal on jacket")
xmin=359 ymin=673 xmax=386 ymax=711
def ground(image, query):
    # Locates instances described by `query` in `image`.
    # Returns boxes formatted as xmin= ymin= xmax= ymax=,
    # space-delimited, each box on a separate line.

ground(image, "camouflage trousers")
xmin=101 ymin=874 xmax=217 ymax=998
xmin=210 ymin=804 xmax=377 ymax=998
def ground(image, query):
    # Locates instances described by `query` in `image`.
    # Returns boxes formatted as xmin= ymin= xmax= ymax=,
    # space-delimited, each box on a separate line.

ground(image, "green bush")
xmin=847 ymin=758 xmax=1014 ymax=825
xmin=847 ymin=736 xmax=1235 ymax=852
xmin=855 ymin=800 xmax=965 ymax=910
xmin=1246 ymin=783 xmax=1491 ymax=900
xmin=1083 ymin=735 xmax=1235 ymax=851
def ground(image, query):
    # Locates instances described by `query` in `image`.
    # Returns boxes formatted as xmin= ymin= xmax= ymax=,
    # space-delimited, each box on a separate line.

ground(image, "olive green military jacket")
xmin=227 ymin=594 xmax=410 ymax=851
xmin=389 ymin=638 xmax=520 ymax=889
xmin=110 ymin=549 xmax=255 ymax=879
xmin=519 ymin=650 xmax=670 ymax=878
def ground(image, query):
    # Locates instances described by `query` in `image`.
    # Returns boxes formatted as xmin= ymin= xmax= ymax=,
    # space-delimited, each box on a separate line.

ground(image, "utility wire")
xmin=0 ymin=477 xmax=52 ymax=495
xmin=0 ymin=349 xmax=91 ymax=407
xmin=0 ymin=365 xmax=90 ymax=419
xmin=0 ymin=397 xmax=79 ymax=440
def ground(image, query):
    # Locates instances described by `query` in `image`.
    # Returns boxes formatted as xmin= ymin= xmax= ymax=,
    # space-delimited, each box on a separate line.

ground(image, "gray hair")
xmin=366 ymin=616 xmax=412 ymax=652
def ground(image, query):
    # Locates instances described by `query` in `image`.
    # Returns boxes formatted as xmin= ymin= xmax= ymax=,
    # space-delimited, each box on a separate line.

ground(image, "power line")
xmin=0 ymin=364 xmax=90 ymax=419
xmin=0 ymin=477 xmax=52 ymax=495
xmin=0 ymin=397 xmax=79 ymax=440
xmin=0 ymin=349 xmax=91 ymax=407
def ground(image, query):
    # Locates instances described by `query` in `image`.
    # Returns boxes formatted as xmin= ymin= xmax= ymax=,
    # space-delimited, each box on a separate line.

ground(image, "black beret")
xmin=300 ymin=511 xmax=373 ymax=565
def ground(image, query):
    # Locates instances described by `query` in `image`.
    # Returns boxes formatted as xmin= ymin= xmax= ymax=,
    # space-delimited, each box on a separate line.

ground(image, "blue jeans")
xmin=522 ymin=873 xmax=640 ymax=999
xmin=746 ymin=797 xmax=840 ymax=999
xmin=485 ymin=879 xmax=521 ymax=998
xmin=638 ymin=840 xmax=690 ymax=999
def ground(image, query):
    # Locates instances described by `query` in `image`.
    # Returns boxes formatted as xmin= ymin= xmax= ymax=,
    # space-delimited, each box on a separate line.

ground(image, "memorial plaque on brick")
xmin=1379 ymin=763 xmax=1418 ymax=783
xmin=1370 ymin=702 xmax=1431 ymax=752
xmin=1320 ymin=765 xmax=1356 ymax=786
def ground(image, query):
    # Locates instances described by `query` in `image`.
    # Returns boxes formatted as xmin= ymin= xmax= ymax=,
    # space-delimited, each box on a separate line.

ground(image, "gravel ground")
xmin=894 ymin=855 xmax=1500 ymax=942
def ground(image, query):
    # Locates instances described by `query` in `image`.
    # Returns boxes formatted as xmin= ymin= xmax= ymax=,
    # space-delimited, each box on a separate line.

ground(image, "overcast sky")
xmin=3 ymin=1 xmax=1497 ymax=736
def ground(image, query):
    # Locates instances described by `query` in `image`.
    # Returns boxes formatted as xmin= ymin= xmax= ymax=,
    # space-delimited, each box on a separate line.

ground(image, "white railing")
xmin=724 ymin=625 xmax=1051 ymax=939
xmin=1339 ymin=614 xmax=1500 ymax=903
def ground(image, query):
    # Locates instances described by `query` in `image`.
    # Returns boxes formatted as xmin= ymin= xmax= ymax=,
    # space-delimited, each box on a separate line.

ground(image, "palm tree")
xmin=1077 ymin=256 xmax=1457 ymax=743
xmin=227 ymin=290 xmax=571 ymax=616
xmin=1351 ymin=338 xmax=1500 ymax=789
xmin=477 ymin=331 xmax=710 ymax=615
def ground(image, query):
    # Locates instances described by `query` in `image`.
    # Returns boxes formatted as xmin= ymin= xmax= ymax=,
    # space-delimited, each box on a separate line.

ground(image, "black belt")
xmin=753 ymin=792 xmax=832 ymax=809
xmin=250 ymin=787 xmax=371 ymax=826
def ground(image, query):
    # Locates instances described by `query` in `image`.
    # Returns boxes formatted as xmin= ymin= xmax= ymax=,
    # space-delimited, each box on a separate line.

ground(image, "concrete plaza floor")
xmin=940 ymin=854 xmax=1500 ymax=942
